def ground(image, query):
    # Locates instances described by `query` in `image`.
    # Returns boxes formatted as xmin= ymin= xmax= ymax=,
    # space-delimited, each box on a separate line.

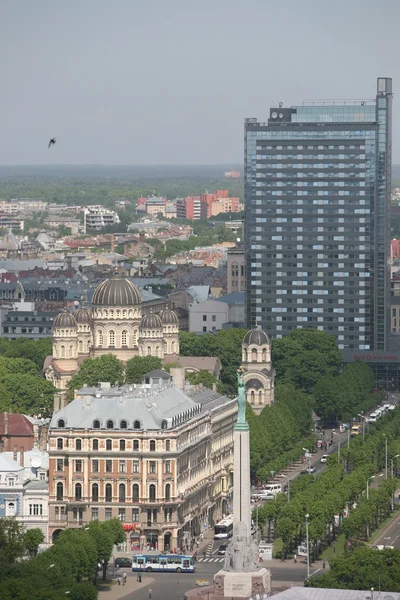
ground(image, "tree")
xmin=125 ymin=356 xmax=163 ymax=384
xmin=67 ymin=355 xmax=123 ymax=400
xmin=0 ymin=374 xmax=55 ymax=418
xmin=185 ymin=370 xmax=218 ymax=389
xmin=23 ymin=528 xmax=44 ymax=557
xmin=0 ymin=518 xmax=25 ymax=564
xmin=86 ymin=521 xmax=115 ymax=582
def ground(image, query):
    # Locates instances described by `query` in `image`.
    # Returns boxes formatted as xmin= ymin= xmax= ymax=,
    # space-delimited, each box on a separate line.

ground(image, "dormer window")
xmin=93 ymin=420 xmax=100 ymax=429
xmin=106 ymin=420 xmax=114 ymax=429
xmin=133 ymin=420 xmax=141 ymax=430
xmin=120 ymin=420 xmax=127 ymax=429
xmin=57 ymin=419 xmax=65 ymax=428
xmin=161 ymin=420 xmax=168 ymax=430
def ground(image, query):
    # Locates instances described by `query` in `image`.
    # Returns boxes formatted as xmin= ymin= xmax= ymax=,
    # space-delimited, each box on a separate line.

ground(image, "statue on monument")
xmin=236 ymin=368 xmax=246 ymax=425
xmin=223 ymin=522 xmax=260 ymax=572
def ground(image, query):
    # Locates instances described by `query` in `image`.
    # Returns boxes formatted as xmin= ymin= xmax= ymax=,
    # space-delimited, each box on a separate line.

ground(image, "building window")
xmin=106 ymin=439 xmax=112 ymax=451
xmin=165 ymin=460 xmax=171 ymax=474
xmin=118 ymin=508 xmax=126 ymax=521
xmin=132 ymin=460 xmax=139 ymax=473
xmin=134 ymin=420 xmax=141 ymax=430
xmin=149 ymin=484 xmax=156 ymax=502
xmin=132 ymin=484 xmax=139 ymax=502
xmin=29 ymin=504 xmax=43 ymax=516
xmin=133 ymin=439 xmax=139 ymax=450
xmin=120 ymin=420 xmax=127 ymax=429
xmin=105 ymin=508 xmax=112 ymax=521
xmin=75 ymin=460 xmax=82 ymax=473
xmin=212 ymin=315 xmax=216 ymax=322
xmin=75 ymin=483 xmax=82 ymax=501
xmin=92 ymin=439 xmax=99 ymax=450
xmin=149 ymin=461 xmax=156 ymax=474
xmin=106 ymin=420 xmax=114 ymax=430
xmin=105 ymin=483 xmax=112 ymax=502
xmin=108 ymin=330 xmax=115 ymax=346
xmin=56 ymin=459 xmax=64 ymax=472
xmin=98 ymin=330 xmax=103 ymax=346
xmin=76 ymin=439 xmax=82 ymax=451
xmin=60 ymin=345 xmax=65 ymax=358
xmin=57 ymin=438 xmax=63 ymax=450
xmin=6 ymin=502 xmax=16 ymax=516
xmin=165 ymin=484 xmax=171 ymax=501
xmin=149 ymin=440 xmax=156 ymax=452
xmin=203 ymin=315 xmax=207 ymax=322
xmin=57 ymin=419 xmax=65 ymax=428
xmin=93 ymin=420 xmax=100 ymax=429
xmin=106 ymin=460 xmax=112 ymax=473
xmin=165 ymin=440 xmax=171 ymax=451
xmin=92 ymin=459 xmax=99 ymax=472
xmin=119 ymin=483 xmax=126 ymax=502
xmin=119 ymin=460 xmax=126 ymax=473
xmin=92 ymin=483 xmax=99 ymax=501
xmin=39 ymin=472 xmax=46 ymax=481
xmin=121 ymin=330 xmax=128 ymax=346
xmin=132 ymin=508 xmax=139 ymax=522
xmin=92 ymin=507 xmax=98 ymax=520
xmin=119 ymin=440 xmax=126 ymax=451
xmin=56 ymin=482 xmax=63 ymax=501
xmin=251 ymin=348 xmax=258 ymax=362
xmin=78 ymin=340 xmax=83 ymax=353
xmin=147 ymin=346 xmax=152 ymax=356
xmin=203 ymin=326 xmax=207 ymax=332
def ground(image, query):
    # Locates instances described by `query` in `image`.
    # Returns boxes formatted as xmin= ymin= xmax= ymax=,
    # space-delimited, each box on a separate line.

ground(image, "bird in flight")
xmin=48 ymin=138 xmax=56 ymax=149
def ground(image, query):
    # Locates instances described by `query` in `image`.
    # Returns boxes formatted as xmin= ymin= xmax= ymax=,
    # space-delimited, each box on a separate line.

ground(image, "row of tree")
xmin=0 ymin=517 xmax=125 ymax=599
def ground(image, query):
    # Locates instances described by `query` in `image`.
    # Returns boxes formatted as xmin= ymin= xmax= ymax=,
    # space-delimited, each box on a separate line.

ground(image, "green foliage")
xmin=0 ymin=518 xmax=25 ymax=564
xmin=0 ymin=338 xmax=52 ymax=369
xmin=179 ymin=328 xmax=246 ymax=396
xmin=186 ymin=369 xmax=218 ymax=389
xmin=272 ymin=329 xmax=342 ymax=394
xmin=125 ymin=356 xmax=163 ymax=384
xmin=0 ymin=373 xmax=55 ymax=418
xmin=67 ymin=354 xmax=124 ymax=400
xmin=86 ymin=519 xmax=123 ymax=581
xmin=23 ymin=528 xmax=44 ymax=557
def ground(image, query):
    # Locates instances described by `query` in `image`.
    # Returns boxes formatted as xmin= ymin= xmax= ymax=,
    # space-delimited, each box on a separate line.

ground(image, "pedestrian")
xmin=203 ymin=550 xmax=206 ymax=559
xmin=294 ymin=553 xmax=297 ymax=564
xmin=123 ymin=572 xmax=127 ymax=585
xmin=323 ymin=558 xmax=326 ymax=569
xmin=117 ymin=578 xmax=121 ymax=586
xmin=148 ymin=587 xmax=153 ymax=599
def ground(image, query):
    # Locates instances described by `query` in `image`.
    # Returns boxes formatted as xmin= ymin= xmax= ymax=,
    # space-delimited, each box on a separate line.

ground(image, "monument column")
xmin=233 ymin=373 xmax=251 ymax=538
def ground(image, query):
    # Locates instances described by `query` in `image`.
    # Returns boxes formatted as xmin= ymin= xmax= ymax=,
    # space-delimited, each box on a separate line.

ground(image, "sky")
xmin=1 ymin=0 xmax=399 ymax=165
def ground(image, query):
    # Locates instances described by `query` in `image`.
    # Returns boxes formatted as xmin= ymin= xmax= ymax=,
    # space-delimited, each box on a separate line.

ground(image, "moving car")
xmin=218 ymin=544 xmax=228 ymax=555
xmin=320 ymin=455 xmax=328 ymax=463
xmin=300 ymin=466 xmax=315 ymax=475
xmin=115 ymin=557 xmax=132 ymax=568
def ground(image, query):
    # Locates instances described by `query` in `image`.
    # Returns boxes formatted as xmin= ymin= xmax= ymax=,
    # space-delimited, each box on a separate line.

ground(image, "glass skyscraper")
xmin=245 ymin=78 xmax=392 ymax=351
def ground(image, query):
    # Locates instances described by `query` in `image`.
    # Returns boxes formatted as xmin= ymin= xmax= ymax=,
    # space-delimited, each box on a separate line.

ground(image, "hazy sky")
xmin=1 ymin=0 xmax=399 ymax=165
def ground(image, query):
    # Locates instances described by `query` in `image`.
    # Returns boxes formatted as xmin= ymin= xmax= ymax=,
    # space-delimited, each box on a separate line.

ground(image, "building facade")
xmin=47 ymin=373 xmax=236 ymax=551
xmin=245 ymin=77 xmax=393 ymax=351
xmin=240 ymin=327 xmax=275 ymax=414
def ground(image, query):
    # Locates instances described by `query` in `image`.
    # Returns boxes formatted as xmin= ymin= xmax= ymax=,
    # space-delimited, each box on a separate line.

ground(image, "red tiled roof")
xmin=0 ymin=413 xmax=33 ymax=437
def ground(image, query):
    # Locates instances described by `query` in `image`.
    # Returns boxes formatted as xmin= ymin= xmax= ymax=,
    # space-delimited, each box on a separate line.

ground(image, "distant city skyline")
xmin=1 ymin=0 xmax=399 ymax=165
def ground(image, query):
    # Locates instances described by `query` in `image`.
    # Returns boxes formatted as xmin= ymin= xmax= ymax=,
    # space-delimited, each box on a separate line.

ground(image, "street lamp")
xmin=383 ymin=434 xmax=388 ymax=480
xmin=332 ymin=431 xmax=340 ymax=463
xmin=358 ymin=414 xmax=367 ymax=441
xmin=305 ymin=514 xmax=310 ymax=579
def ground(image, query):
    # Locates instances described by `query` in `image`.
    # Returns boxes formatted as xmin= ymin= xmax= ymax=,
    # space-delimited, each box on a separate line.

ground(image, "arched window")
xmin=60 ymin=345 xmax=65 ymax=358
xmin=149 ymin=440 xmax=156 ymax=451
xmin=92 ymin=439 xmax=99 ymax=450
xmin=165 ymin=484 xmax=171 ymax=501
xmin=147 ymin=346 xmax=152 ymax=356
xmin=76 ymin=439 xmax=82 ymax=451
xmin=155 ymin=346 xmax=160 ymax=357
xmin=132 ymin=484 xmax=139 ymax=502
xmin=105 ymin=483 xmax=112 ymax=502
xmin=75 ymin=483 xmax=82 ymax=501
xmin=93 ymin=420 xmax=100 ymax=429
xmin=106 ymin=439 xmax=112 ymax=451
xmin=250 ymin=390 xmax=255 ymax=404
xmin=133 ymin=439 xmax=139 ymax=450
xmin=244 ymin=349 xmax=248 ymax=362
xmin=57 ymin=438 xmax=63 ymax=450
xmin=121 ymin=330 xmax=128 ymax=346
xmin=149 ymin=484 xmax=156 ymax=502
xmin=116 ymin=310 xmax=120 ymax=318
xmin=56 ymin=482 xmax=63 ymax=501
xmin=57 ymin=419 xmax=65 ymax=428
xmin=109 ymin=330 xmax=115 ymax=346
xmin=92 ymin=483 xmax=99 ymax=501
xmin=109 ymin=310 xmax=114 ymax=318
xmin=171 ymin=341 xmax=176 ymax=353
xmin=251 ymin=348 xmax=258 ymax=362
xmin=122 ymin=310 xmax=127 ymax=318
xmin=119 ymin=483 xmax=126 ymax=502
xmin=106 ymin=420 xmax=114 ymax=429
xmin=241 ymin=264 xmax=245 ymax=277
xmin=259 ymin=390 xmax=263 ymax=405
xmin=134 ymin=421 xmax=141 ymax=430
xmin=119 ymin=440 xmax=125 ymax=451
xmin=262 ymin=348 xmax=267 ymax=362
xmin=231 ymin=263 xmax=239 ymax=277
xmin=104 ymin=309 xmax=108 ymax=318
xmin=78 ymin=340 xmax=83 ymax=353
xmin=161 ymin=421 xmax=168 ymax=430
xmin=120 ymin=420 xmax=127 ymax=429
xmin=165 ymin=440 xmax=171 ymax=451
xmin=98 ymin=330 xmax=103 ymax=346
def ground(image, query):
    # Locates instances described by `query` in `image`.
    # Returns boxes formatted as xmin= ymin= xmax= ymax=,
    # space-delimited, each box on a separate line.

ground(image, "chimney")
xmin=139 ymin=232 xmax=145 ymax=243
xmin=13 ymin=445 xmax=18 ymax=462
xmin=4 ymin=412 xmax=8 ymax=435
xmin=170 ymin=367 xmax=186 ymax=391
xmin=19 ymin=447 xmax=24 ymax=467
xmin=33 ymin=423 xmax=39 ymax=445
xmin=40 ymin=425 xmax=48 ymax=451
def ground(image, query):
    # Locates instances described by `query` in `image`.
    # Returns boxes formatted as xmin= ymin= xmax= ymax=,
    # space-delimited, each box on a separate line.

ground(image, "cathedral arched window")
xmin=147 ymin=346 xmax=152 ymax=356
xmin=171 ymin=341 xmax=176 ymax=353
xmin=116 ymin=310 xmax=120 ymax=318
xmin=104 ymin=309 xmax=108 ymax=318
xmin=251 ymin=348 xmax=258 ymax=362
xmin=109 ymin=330 xmax=115 ymax=346
xmin=121 ymin=330 xmax=128 ymax=346
xmin=250 ymin=390 xmax=255 ymax=404
xmin=109 ymin=310 xmax=114 ymax=318
xmin=262 ymin=348 xmax=267 ymax=362
xmin=155 ymin=346 xmax=160 ymax=357
xmin=98 ymin=330 xmax=103 ymax=346
xmin=60 ymin=345 xmax=65 ymax=358
xmin=69 ymin=345 xmax=74 ymax=358
xmin=259 ymin=390 xmax=263 ymax=405
xmin=122 ymin=310 xmax=127 ymax=318
xmin=244 ymin=349 xmax=248 ymax=362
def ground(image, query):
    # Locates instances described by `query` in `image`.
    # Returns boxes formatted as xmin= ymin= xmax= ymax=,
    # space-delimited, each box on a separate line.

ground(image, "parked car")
xmin=320 ymin=455 xmax=328 ymax=463
xmin=300 ymin=466 xmax=315 ymax=475
xmin=115 ymin=557 xmax=132 ymax=568
xmin=218 ymin=544 xmax=228 ymax=555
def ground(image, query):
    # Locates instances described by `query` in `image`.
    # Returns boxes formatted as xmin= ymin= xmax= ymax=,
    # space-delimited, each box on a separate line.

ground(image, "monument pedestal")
xmin=213 ymin=568 xmax=271 ymax=599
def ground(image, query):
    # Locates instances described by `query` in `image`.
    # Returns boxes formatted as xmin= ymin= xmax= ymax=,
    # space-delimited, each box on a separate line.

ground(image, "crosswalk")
xmin=197 ymin=557 xmax=225 ymax=563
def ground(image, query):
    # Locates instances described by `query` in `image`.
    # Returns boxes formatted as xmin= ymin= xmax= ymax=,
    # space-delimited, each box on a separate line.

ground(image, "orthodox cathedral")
xmin=45 ymin=275 xmax=274 ymax=414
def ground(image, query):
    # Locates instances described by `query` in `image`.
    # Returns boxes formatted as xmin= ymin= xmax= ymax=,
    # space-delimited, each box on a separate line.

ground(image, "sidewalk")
xmin=98 ymin=576 xmax=154 ymax=600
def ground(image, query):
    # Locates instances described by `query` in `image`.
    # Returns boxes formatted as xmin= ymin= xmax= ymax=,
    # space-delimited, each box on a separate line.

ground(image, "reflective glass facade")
xmin=245 ymin=78 xmax=392 ymax=351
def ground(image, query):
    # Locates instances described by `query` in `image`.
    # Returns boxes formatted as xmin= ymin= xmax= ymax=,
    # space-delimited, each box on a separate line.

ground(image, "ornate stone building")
xmin=240 ymin=327 xmax=275 ymax=414
xmin=45 ymin=276 xmax=180 ymax=391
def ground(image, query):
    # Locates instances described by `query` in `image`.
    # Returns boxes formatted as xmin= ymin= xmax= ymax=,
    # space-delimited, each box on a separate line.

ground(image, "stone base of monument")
xmin=185 ymin=568 xmax=271 ymax=600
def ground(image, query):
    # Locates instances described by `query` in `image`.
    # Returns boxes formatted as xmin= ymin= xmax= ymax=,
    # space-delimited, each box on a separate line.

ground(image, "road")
xmin=373 ymin=513 xmax=400 ymax=549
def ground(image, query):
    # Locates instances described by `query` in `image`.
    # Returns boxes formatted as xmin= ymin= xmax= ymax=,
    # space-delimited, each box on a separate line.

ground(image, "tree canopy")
xmin=67 ymin=354 xmax=124 ymax=400
xmin=125 ymin=356 xmax=162 ymax=383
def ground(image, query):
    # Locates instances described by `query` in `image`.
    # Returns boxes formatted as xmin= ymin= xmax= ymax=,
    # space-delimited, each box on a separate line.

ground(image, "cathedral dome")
xmin=140 ymin=312 xmax=162 ymax=329
xmin=243 ymin=327 xmax=270 ymax=346
xmin=159 ymin=307 xmax=179 ymax=324
xmin=54 ymin=311 xmax=77 ymax=328
xmin=92 ymin=277 xmax=141 ymax=306
xmin=74 ymin=307 xmax=92 ymax=323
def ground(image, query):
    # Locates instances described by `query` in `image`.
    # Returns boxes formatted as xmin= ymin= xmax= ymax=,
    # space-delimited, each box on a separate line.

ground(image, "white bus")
xmin=214 ymin=514 xmax=234 ymax=540
xmin=131 ymin=554 xmax=195 ymax=573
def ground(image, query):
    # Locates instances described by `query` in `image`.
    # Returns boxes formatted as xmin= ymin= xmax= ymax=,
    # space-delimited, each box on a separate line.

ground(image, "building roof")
xmin=54 ymin=311 xmax=77 ymax=328
xmin=243 ymin=327 xmax=270 ymax=346
xmin=271 ymin=588 xmax=400 ymax=600
xmin=92 ymin=276 xmax=141 ymax=306
xmin=189 ymin=387 xmax=236 ymax=413
xmin=140 ymin=312 xmax=162 ymax=329
xmin=159 ymin=307 xmax=179 ymax=324
xmin=144 ymin=370 xmax=171 ymax=380
xmin=0 ymin=412 xmax=33 ymax=437
xmin=215 ymin=292 xmax=245 ymax=305
xmin=74 ymin=307 xmax=92 ymax=323
xmin=187 ymin=285 xmax=210 ymax=303
xmin=165 ymin=356 xmax=221 ymax=374
xmin=0 ymin=453 xmax=23 ymax=473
